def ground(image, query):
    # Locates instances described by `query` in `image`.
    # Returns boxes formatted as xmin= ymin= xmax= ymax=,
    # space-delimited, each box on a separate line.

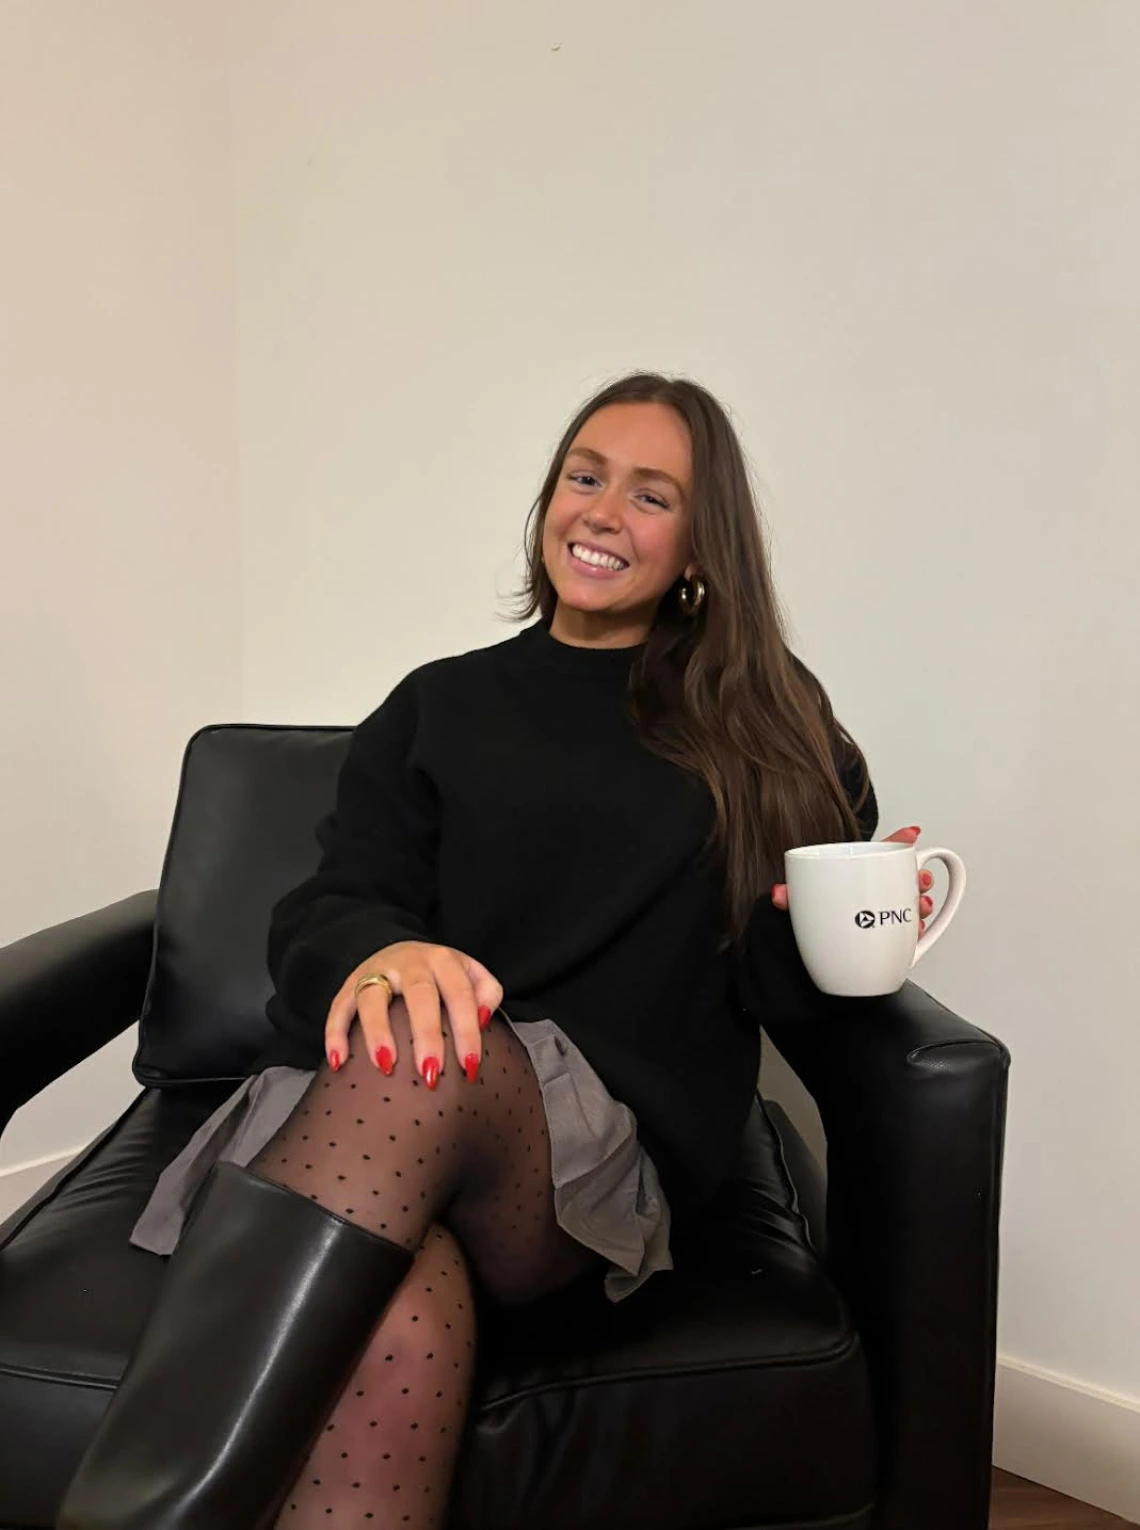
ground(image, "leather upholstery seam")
xmin=0 ymin=1334 xmax=863 ymax=1405
xmin=0 ymin=1332 xmax=864 ymax=1407
xmin=905 ymin=1037 xmax=1005 ymax=1059
xmin=478 ymin=1329 xmax=862 ymax=1411
xmin=0 ymin=1360 xmax=117 ymax=1390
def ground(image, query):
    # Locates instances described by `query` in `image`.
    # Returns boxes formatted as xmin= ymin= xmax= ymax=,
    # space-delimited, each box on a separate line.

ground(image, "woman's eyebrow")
xmin=565 ymin=445 xmax=685 ymax=497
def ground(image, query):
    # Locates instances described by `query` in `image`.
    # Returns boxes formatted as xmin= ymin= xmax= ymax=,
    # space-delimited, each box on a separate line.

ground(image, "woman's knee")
xmin=338 ymin=998 xmax=492 ymax=1111
xmin=254 ymin=1007 xmax=544 ymax=1244
xmin=273 ymin=1003 xmax=486 ymax=1150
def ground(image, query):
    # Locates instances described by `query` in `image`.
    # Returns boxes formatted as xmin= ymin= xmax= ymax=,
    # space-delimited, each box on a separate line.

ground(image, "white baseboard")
xmin=995 ymin=1354 xmax=1140 ymax=1523
xmin=0 ymin=1148 xmax=77 ymax=1222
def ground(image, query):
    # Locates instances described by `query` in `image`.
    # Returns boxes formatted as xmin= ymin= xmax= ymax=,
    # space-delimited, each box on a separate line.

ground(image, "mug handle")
xmin=911 ymin=848 xmax=967 ymax=966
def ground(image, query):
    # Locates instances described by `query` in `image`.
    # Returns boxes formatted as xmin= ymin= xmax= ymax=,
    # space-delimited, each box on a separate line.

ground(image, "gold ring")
xmin=353 ymin=972 xmax=394 ymax=1003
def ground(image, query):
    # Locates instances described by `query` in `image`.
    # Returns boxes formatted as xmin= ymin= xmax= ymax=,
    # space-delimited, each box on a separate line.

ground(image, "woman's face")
xmin=542 ymin=401 xmax=696 ymax=646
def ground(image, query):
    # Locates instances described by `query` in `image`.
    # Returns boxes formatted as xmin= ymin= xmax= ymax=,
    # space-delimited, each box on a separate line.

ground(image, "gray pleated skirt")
xmin=130 ymin=1012 xmax=672 ymax=1303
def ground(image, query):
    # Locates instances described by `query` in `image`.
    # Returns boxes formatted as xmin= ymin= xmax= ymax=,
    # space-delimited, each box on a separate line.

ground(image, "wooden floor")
xmin=991 ymin=1470 xmax=1138 ymax=1528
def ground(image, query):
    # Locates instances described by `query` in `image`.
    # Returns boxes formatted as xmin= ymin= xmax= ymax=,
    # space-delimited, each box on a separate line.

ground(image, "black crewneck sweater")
xmin=260 ymin=618 xmax=877 ymax=1224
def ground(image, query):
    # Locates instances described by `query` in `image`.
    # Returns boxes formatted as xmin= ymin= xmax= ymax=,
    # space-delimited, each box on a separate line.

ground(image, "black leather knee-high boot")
xmin=57 ymin=1162 xmax=415 ymax=1529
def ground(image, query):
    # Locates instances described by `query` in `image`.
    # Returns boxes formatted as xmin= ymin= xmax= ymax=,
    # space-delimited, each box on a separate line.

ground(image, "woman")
xmin=59 ymin=373 xmax=934 ymax=1528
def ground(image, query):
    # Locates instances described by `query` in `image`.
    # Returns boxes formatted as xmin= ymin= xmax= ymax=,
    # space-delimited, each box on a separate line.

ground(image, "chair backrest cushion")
xmin=133 ymin=724 xmax=350 ymax=1086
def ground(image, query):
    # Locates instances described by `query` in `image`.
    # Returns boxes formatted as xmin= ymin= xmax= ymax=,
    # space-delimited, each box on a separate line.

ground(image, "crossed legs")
xmin=251 ymin=1008 xmax=605 ymax=1526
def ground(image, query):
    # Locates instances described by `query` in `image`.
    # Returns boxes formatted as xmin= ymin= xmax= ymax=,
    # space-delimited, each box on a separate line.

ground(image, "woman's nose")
xmin=585 ymin=485 xmax=624 ymax=529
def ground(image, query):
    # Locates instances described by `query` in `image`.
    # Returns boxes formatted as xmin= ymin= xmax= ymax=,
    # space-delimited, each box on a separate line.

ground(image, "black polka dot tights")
xmin=249 ymin=1008 xmax=604 ymax=1527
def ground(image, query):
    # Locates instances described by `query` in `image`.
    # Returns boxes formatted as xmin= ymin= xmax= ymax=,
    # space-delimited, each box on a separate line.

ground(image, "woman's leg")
xmin=274 ymin=1224 xmax=475 ymax=1526
xmin=253 ymin=1007 xmax=603 ymax=1526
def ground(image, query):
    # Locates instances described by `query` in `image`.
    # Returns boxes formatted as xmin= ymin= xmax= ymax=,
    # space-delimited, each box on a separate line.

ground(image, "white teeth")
xmin=571 ymin=543 xmax=627 ymax=572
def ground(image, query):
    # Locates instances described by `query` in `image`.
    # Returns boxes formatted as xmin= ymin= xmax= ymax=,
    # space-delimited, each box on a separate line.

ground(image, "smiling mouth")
xmin=568 ymin=542 xmax=629 ymax=573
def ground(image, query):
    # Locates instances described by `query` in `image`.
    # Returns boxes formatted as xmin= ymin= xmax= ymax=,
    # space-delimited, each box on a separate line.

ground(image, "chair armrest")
xmin=765 ymin=981 xmax=1010 ymax=1530
xmin=0 ymin=891 xmax=157 ymax=1133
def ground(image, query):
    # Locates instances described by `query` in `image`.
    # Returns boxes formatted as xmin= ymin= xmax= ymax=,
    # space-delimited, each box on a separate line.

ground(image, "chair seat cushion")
xmin=0 ymin=1092 xmax=873 ymax=1530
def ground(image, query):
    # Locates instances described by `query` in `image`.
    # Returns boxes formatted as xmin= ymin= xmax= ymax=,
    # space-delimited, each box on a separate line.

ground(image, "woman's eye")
xmin=566 ymin=472 xmax=667 ymax=509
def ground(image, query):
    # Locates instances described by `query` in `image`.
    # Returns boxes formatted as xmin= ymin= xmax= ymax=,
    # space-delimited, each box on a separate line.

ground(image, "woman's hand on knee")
xmin=324 ymin=941 xmax=503 ymax=1090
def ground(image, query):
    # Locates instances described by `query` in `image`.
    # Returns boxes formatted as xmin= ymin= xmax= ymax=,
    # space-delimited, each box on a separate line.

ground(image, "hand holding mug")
xmin=773 ymin=825 xmax=967 ymax=998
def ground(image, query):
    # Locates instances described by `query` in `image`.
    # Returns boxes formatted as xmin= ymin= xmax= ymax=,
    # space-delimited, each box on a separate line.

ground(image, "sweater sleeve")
xmin=264 ymin=672 xmax=439 ymax=1046
xmin=733 ymin=740 xmax=879 ymax=1029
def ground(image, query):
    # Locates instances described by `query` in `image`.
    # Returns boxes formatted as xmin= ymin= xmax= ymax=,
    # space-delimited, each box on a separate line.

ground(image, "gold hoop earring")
xmin=678 ymin=573 xmax=706 ymax=618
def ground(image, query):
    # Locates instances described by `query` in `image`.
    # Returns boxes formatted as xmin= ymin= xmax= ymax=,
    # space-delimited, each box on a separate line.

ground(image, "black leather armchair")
xmin=0 ymin=725 xmax=1009 ymax=1530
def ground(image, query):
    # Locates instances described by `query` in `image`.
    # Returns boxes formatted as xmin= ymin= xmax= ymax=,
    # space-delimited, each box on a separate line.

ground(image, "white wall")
xmin=3 ymin=0 xmax=1138 ymax=1513
xmin=0 ymin=1 xmax=239 ymax=1173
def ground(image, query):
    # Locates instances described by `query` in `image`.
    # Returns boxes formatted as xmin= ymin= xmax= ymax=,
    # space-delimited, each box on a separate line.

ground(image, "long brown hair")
xmin=507 ymin=372 xmax=872 ymax=953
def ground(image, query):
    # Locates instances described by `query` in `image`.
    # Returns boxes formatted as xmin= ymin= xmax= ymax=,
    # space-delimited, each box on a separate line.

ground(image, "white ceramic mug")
xmin=783 ymin=840 xmax=967 ymax=997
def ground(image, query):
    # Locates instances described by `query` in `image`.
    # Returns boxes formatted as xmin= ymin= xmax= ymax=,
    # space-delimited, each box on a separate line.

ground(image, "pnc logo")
xmin=855 ymin=908 xmax=914 ymax=930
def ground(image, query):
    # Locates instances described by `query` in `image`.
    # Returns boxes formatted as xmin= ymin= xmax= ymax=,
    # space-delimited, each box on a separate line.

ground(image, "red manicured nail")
xmin=376 ymin=1046 xmax=394 ymax=1075
xmin=329 ymin=1050 xmax=341 ymax=1072
xmin=478 ymin=1006 xmax=492 ymax=1030
xmin=464 ymin=1052 xmax=479 ymax=1083
xmin=422 ymin=1056 xmax=440 ymax=1090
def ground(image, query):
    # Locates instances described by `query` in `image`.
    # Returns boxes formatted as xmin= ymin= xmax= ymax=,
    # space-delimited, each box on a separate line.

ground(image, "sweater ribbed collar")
xmin=521 ymin=617 xmax=646 ymax=677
